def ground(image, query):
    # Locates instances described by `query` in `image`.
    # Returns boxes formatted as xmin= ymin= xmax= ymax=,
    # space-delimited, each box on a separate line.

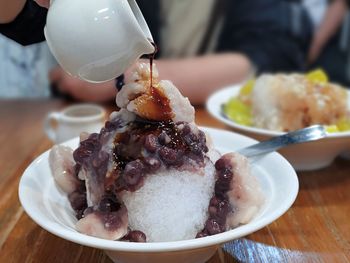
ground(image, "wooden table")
xmin=0 ymin=100 xmax=349 ymax=263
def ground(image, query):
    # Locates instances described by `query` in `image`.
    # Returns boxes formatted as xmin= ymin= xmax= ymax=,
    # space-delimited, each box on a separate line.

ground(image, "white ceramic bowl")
xmin=207 ymin=86 xmax=350 ymax=171
xmin=19 ymin=127 xmax=298 ymax=263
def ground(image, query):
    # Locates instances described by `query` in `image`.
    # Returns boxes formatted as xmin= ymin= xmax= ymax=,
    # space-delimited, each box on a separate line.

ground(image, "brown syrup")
xmin=147 ymin=41 xmax=173 ymax=120
xmin=149 ymin=41 xmax=158 ymax=89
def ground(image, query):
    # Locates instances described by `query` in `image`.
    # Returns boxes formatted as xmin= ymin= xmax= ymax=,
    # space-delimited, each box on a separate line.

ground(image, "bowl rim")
xmin=206 ymin=85 xmax=350 ymax=139
xmin=18 ymin=127 xmax=299 ymax=253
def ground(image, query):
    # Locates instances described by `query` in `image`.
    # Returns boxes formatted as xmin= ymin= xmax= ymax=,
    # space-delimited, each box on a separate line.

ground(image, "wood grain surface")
xmin=0 ymin=100 xmax=349 ymax=263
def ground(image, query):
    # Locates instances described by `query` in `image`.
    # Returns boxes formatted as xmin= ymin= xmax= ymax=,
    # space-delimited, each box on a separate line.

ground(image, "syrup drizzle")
xmin=147 ymin=42 xmax=172 ymax=119
xmin=149 ymin=41 xmax=158 ymax=88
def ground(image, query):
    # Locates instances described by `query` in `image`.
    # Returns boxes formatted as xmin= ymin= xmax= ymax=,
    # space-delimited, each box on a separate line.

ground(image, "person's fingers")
xmin=34 ymin=0 xmax=50 ymax=8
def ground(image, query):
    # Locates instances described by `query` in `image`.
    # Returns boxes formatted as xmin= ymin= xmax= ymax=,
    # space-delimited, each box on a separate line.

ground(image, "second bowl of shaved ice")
xmin=223 ymin=70 xmax=350 ymax=133
xmin=207 ymin=69 xmax=350 ymax=171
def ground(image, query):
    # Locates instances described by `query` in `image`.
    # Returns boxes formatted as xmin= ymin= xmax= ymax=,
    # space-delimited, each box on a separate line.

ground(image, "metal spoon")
xmin=237 ymin=125 xmax=327 ymax=158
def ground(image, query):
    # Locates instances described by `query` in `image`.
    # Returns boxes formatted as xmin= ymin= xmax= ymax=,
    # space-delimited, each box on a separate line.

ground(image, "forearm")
xmin=313 ymin=0 xmax=347 ymax=48
xmin=154 ymin=53 xmax=252 ymax=105
xmin=55 ymin=54 xmax=251 ymax=104
xmin=0 ymin=0 xmax=26 ymax=23
xmin=49 ymin=67 xmax=117 ymax=103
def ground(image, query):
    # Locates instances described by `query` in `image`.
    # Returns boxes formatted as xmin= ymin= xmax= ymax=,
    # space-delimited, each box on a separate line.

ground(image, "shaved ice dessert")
xmin=223 ymin=70 xmax=350 ymax=132
xmin=49 ymin=63 xmax=264 ymax=242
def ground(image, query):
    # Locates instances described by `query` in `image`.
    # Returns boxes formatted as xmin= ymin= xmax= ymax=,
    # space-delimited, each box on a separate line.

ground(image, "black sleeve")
xmin=217 ymin=0 xmax=312 ymax=73
xmin=0 ymin=0 xmax=47 ymax=46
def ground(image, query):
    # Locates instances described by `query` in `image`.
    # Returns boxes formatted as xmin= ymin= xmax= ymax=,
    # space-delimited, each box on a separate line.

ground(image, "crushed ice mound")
xmin=49 ymin=63 xmax=264 ymax=242
xmin=122 ymin=162 xmax=215 ymax=242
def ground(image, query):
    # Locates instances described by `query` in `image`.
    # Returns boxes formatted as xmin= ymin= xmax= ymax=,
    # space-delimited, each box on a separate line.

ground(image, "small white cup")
xmin=44 ymin=0 xmax=155 ymax=83
xmin=44 ymin=104 xmax=106 ymax=143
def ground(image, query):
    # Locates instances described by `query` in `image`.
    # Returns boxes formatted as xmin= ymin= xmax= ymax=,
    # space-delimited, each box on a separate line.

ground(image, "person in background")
xmin=1 ymin=0 xmax=311 ymax=104
xmin=0 ymin=0 xmax=54 ymax=99
xmin=0 ymin=33 xmax=56 ymax=98
xmin=303 ymin=0 xmax=350 ymax=86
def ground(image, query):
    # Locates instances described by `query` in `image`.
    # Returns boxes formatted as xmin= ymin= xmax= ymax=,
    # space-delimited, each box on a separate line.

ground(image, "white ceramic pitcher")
xmin=44 ymin=0 xmax=155 ymax=83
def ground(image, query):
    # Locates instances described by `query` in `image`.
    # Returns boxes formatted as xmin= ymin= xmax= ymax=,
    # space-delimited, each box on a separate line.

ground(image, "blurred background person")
xmin=302 ymin=0 xmax=350 ymax=86
xmin=1 ymin=0 xmax=312 ymax=104
xmin=0 ymin=33 xmax=56 ymax=98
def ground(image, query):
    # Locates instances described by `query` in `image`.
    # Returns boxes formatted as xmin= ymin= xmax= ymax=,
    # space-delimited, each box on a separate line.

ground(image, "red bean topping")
xmin=158 ymin=146 xmax=183 ymax=165
xmin=144 ymin=134 xmax=159 ymax=153
xmin=196 ymin=231 xmax=209 ymax=238
xmin=124 ymin=230 xmax=147 ymax=242
xmin=98 ymin=194 xmax=122 ymax=213
xmin=205 ymin=219 xmax=223 ymax=235
xmin=68 ymin=191 xmax=87 ymax=219
xmin=123 ymin=160 xmax=144 ymax=186
xmin=158 ymin=131 xmax=171 ymax=145
xmin=100 ymin=206 xmax=127 ymax=231
xmin=218 ymin=169 xmax=233 ymax=181
xmin=197 ymin=155 xmax=235 ymax=238
xmin=215 ymin=157 xmax=232 ymax=171
xmin=143 ymin=157 xmax=161 ymax=172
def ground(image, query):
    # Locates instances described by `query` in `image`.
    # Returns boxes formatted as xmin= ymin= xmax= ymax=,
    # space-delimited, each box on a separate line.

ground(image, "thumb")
xmin=35 ymin=0 xmax=50 ymax=8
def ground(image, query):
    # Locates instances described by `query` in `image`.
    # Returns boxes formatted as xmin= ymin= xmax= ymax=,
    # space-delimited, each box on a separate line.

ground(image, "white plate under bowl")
xmin=19 ymin=127 xmax=298 ymax=263
xmin=207 ymin=86 xmax=350 ymax=171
